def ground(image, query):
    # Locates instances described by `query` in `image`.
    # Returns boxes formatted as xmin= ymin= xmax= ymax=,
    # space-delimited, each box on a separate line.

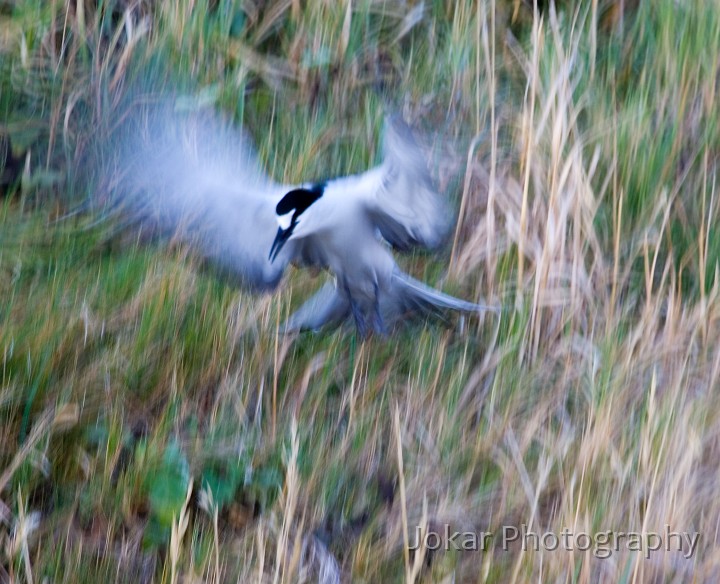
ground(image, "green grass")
xmin=2 ymin=0 xmax=720 ymax=582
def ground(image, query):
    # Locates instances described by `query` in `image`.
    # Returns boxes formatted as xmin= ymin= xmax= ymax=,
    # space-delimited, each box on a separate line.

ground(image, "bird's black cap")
xmin=269 ymin=183 xmax=325 ymax=262
xmin=276 ymin=183 xmax=325 ymax=216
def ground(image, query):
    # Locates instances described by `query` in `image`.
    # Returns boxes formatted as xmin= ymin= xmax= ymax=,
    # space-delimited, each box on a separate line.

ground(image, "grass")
xmin=1 ymin=0 xmax=720 ymax=582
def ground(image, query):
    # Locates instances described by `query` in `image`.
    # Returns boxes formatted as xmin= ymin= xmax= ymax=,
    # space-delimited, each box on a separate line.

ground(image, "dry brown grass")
xmin=1 ymin=1 xmax=719 ymax=582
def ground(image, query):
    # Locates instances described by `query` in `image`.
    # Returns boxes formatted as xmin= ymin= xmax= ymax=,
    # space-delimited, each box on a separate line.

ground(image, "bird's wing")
xmin=365 ymin=117 xmax=452 ymax=251
xmin=103 ymin=100 xmax=293 ymax=290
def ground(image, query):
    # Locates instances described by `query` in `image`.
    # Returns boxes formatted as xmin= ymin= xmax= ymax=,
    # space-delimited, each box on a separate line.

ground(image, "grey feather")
xmin=388 ymin=270 xmax=500 ymax=316
xmin=369 ymin=118 xmax=452 ymax=251
xmin=107 ymin=100 xmax=292 ymax=290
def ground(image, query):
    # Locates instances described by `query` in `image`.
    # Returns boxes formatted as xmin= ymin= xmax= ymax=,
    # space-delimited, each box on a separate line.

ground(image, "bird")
xmin=103 ymin=98 xmax=499 ymax=336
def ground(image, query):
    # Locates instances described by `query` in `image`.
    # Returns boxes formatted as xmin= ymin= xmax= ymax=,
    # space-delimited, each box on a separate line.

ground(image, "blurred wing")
xmin=105 ymin=100 xmax=292 ymax=290
xmin=367 ymin=117 xmax=452 ymax=251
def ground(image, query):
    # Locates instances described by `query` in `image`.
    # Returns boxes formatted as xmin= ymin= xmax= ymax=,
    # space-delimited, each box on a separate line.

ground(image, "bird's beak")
xmin=269 ymin=227 xmax=291 ymax=262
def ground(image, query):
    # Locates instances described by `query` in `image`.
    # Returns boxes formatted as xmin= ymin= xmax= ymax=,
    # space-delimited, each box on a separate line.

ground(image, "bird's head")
xmin=269 ymin=183 xmax=324 ymax=262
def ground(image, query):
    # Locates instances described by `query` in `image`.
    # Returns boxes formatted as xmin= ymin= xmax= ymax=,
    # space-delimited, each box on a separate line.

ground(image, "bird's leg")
xmin=344 ymin=279 xmax=369 ymax=338
xmin=351 ymin=300 xmax=368 ymax=339
xmin=371 ymin=282 xmax=387 ymax=336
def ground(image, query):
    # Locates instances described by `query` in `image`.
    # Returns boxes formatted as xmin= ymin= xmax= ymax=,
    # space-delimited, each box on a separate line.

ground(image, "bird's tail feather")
xmin=390 ymin=270 xmax=500 ymax=316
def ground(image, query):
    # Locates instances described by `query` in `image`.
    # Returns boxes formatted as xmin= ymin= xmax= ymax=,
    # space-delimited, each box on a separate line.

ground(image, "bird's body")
xmin=107 ymin=100 xmax=498 ymax=335
xmin=281 ymin=171 xmax=397 ymax=333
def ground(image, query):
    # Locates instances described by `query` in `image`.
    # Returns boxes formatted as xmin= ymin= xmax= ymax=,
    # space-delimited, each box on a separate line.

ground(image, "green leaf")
xmin=201 ymin=459 xmax=245 ymax=508
xmin=142 ymin=516 xmax=170 ymax=550
xmin=146 ymin=441 xmax=190 ymax=528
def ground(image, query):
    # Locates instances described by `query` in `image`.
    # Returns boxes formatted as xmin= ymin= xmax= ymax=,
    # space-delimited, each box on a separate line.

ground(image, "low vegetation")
xmin=1 ymin=0 xmax=719 ymax=582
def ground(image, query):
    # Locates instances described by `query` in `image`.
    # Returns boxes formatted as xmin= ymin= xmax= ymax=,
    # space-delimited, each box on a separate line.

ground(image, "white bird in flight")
xmin=109 ymin=99 xmax=498 ymax=336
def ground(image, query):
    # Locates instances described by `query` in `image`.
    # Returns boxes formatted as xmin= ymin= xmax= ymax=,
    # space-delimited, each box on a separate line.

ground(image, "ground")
xmin=1 ymin=1 xmax=720 ymax=582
